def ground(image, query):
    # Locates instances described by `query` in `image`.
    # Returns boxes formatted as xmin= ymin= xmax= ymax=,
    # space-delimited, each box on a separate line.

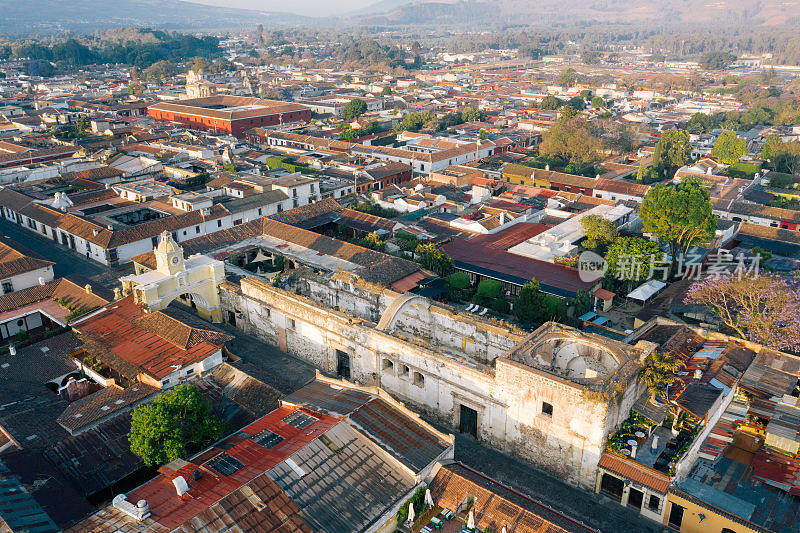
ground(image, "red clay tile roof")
xmin=0 ymin=278 xmax=107 ymax=315
xmin=598 ymin=452 xmax=671 ymax=493
xmin=149 ymin=96 xmax=308 ymax=121
xmin=0 ymin=240 xmax=53 ymax=278
xmin=73 ymin=296 xmax=225 ymax=380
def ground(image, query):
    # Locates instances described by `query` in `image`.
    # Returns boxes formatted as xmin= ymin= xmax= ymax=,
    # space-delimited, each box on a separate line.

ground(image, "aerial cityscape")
xmin=0 ymin=1 xmax=800 ymax=532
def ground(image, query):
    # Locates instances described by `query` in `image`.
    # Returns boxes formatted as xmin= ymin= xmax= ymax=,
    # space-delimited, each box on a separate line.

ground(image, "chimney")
xmin=694 ymin=369 xmax=703 ymax=380
xmin=92 ymin=229 xmax=99 ymax=236
xmin=651 ymin=434 xmax=659 ymax=451
xmin=8 ymin=344 xmax=16 ymax=356
xmin=84 ymin=284 xmax=92 ymax=294
xmin=545 ymin=164 xmax=550 ymax=171
xmin=630 ymin=442 xmax=637 ymax=458
xmin=173 ymin=475 xmax=189 ymax=498
xmin=38 ymin=276 xmax=46 ymax=286
xmin=113 ymin=287 xmax=122 ymax=300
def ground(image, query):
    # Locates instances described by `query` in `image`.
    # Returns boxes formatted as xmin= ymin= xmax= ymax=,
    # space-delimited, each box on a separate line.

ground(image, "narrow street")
xmin=0 ymin=218 xmax=131 ymax=299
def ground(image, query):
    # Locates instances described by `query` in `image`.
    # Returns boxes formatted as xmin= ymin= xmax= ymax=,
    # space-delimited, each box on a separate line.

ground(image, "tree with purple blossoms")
xmin=685 ymin=274 xmax=800 ymax=353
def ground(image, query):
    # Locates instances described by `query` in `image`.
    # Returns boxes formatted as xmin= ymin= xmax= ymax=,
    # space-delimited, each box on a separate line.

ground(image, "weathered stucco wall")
xmin=221 ymin=276 xmax=640 ymax=488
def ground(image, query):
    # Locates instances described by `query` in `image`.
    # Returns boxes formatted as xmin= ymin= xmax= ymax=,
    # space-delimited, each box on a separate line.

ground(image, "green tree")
xmin=475 ymin=279 xmax=501 ymax=301
xmin=570 ymin=289 xmax=593 ymax=317
xmin=640 ymin=351 xmax=681 ymax=399
xmin=712 ymin=130 xmax=747 ymax=165
xmin=354 ymin=231 xmax=385 ymax=251
xmin=514 ymin=279 xmax=545 ymax=325
xmin=566 ymin=96 xmax=586 ymax=111
xmin=591 ymin=95 xmax=607 ymax=109
xmin=580 ymin=214 xmax=617 ymax=251
xmin=559 ymin=105 xmax=579 ymax=122
xmin=342 ymin=98 xmax=368 ymax=121
xmin=635 ymin=162 xmax=646 ymax=183
xmin=447 ymin=272 xmax=471 ymax=301
xmin=74 ymin=115 xmax=91 ymax=136
xmin=129 ymin=385 xmax=225 ymax=467
xmin=539 ymin=94 xmax=561 ymax=110
xmin=414 ymin=243 xmax=453 ymax=277
xmin=772 ymin=141 xmax=800 ymax=175
xmin=581 ymin=50 xmax=602 ymax=64
xmin=461 ymin=106 xmax=485 ymax=123
xmin=144 ymin=59 xmax=175 ymax=82
xmin=560 ymin=67 xmax=578 ymax=87
xmin=540 ymin=116 xmax=601 ymax=166
xmin=685 ymin=112 xmax=711 ymax=134
xmin=761 ymin=134 xmax=783 ymax=161
xmin=604 ymin=236 xmax=664 ymax=290
xmin=639 ymin=178 xmax=717 ymax=276
xmin=395 ymin=232 xmax=419 ymax=252
xmin=700 ymin=51 xmax=736 ymax=70
xmin=395 ymin=111 xmax=436 ymax=133
xmin=652 ymin=129 xmax=690 ymax=177
xmin=381 ymin=86 xmax=392 ymax=96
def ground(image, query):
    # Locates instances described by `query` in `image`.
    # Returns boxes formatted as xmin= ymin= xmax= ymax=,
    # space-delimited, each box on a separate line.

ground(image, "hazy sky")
xmin=189 ymin=0 xmax=375 ymax=17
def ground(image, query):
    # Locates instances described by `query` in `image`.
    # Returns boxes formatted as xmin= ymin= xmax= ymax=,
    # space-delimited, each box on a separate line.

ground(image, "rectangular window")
xmin=542 ymin=402 xmax=553 ymax=416
xmin=668 ymin=503 xmax=684 ymax=529
xmin=217 ymin=220 xmax=223 ymax=228
xmin=647 ymin=495 xmax=661 ymax=512
xmin=195 ymin=226 xmax=200 ymax=234
xmin=2 ymin=282 xmax=12 ymax=294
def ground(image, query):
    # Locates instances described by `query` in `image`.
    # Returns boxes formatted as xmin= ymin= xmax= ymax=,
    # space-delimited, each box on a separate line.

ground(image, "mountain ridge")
xmin=0 ymin=0 xmax=314 ymax=35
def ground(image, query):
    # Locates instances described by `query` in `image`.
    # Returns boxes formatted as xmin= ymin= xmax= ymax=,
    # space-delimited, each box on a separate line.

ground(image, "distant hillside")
xmin=0 ymin=0 xmax=313 ymax=35
xmin=357 ymin=0 xmax=800 ymax=27
xmin=344 ymin=0 xmax=419 ymax=16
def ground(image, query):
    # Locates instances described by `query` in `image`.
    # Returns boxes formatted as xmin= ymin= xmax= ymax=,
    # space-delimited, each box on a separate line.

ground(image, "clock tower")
xmin=154 ymin=231 xmax=185 ymax=275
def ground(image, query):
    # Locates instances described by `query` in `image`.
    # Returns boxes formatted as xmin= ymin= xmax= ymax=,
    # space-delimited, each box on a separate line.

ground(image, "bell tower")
xmin=154 ymin=231 xmax=185 ymax=275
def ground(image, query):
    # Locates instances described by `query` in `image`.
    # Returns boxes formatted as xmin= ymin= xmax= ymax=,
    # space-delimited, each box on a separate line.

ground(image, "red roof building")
xmin=148 ymin=96 xmax=311 ymax=138
xmin=72 ymin=296 xmax=231 ymax=388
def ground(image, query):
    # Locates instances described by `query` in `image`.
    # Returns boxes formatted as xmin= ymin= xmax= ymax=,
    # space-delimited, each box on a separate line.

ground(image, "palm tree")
xmin=640 ymin=351 xmax=681 ymax=400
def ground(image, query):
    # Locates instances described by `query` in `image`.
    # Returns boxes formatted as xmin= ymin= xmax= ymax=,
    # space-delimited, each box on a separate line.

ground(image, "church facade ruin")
xmin=219 ymin=268 xmax=654 ymax=488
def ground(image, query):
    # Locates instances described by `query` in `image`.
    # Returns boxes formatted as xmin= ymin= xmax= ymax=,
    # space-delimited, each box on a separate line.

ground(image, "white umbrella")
xmin=406 ymin=501 xmax=415 ymax=526
xmin=424 ymin=488 xmax=434 ymax=508
xmin=467 ymin=509 xmax=475 ymax=530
